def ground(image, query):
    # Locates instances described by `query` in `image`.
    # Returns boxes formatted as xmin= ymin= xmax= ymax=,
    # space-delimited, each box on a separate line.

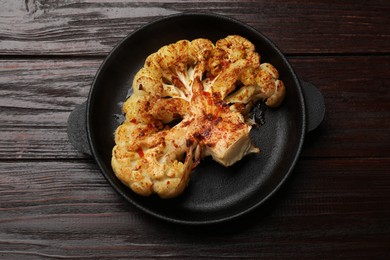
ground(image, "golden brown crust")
xmin=112 ymin=35 xmax=286 ymax=198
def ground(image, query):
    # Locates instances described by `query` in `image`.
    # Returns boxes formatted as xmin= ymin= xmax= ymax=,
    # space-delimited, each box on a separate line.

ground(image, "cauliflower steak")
xmin=112 ymin=35 xmax=286 ymax=198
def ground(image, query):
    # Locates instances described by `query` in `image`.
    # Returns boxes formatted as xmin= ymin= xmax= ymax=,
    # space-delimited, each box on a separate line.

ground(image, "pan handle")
xmin=301 ymin=81 xmax=325 ymax=132
xmin=67 ymin=101 xmax=92 ymax=156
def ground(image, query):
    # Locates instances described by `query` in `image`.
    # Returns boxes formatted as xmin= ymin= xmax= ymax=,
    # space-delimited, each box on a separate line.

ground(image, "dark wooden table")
xmin=1 ymin=1 xmax=389 ymax=259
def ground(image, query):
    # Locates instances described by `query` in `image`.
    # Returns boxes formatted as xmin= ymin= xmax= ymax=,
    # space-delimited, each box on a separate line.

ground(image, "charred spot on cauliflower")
xmin=112 ymin=35 xmax=286 ymax=198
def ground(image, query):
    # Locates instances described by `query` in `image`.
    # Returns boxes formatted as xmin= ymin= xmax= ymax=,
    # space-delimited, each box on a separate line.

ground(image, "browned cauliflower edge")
xmin=111 ymin=35 xmax=286 ymax=198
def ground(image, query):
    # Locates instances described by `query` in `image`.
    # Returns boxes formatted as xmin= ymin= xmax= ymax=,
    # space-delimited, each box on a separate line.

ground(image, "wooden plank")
xmin=0 ymin=59 xmax=98 ymax=159
xmin=0 ymin=1 xmax=388 ymax=258
xmin=0 ymin=59 xmax=99 ymax=111
xmin=0 ymin=0 xmax=389 ymax=56
xmin=290 ymin=56 xmax=390 ymax=158
xmin=0 ymin=158 xmax=389 ymax=258
xmin=0 ymin=56 xmax=389 ymax=159
xmin=0 ymin=127 xmax=85 ymax=159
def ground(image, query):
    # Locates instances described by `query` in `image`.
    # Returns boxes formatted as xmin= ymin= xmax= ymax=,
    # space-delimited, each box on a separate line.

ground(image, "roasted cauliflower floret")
xmin=112 ymin=35 xmax=286 ymax=198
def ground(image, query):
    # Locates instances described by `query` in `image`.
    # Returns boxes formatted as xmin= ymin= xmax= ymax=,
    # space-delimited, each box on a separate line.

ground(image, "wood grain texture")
xmin=0 ymin=0 xmax=389 ymax=56
xmin=0 ymin=1 xmax=389 ymax=258
xmin=0 ymin=159 xmax=389 ymax=258
xmin=291 ymin=56 xmax=390 ymax=158
xmin=0 ymin=59 xmax=98 ymax=111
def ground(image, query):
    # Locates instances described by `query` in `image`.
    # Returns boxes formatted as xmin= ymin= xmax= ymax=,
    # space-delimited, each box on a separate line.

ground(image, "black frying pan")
xmin=67 ymin=13 xmax=325 ymax=225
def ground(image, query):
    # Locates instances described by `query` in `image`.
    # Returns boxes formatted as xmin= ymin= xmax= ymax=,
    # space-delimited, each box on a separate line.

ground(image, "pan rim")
xmin=86 ymin=12 xmax=306 ymax=225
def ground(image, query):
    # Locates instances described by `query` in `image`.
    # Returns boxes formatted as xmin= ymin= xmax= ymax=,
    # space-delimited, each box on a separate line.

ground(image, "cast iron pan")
xmin=67 ymin=13 xmax=325 ymax=225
